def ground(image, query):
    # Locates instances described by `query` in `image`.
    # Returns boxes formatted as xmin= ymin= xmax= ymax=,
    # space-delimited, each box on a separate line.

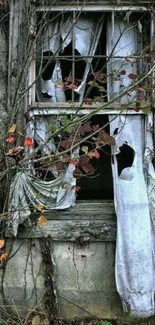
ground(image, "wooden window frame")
xmin=29 ymin=2 xmax=155 ymax=116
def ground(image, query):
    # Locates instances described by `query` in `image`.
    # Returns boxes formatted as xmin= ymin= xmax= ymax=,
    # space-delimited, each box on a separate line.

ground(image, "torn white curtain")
xmin=9 ymin=165 xmax=77 ymax=236
xmin=110 ymin=114 xmax=155 ymax=317
xmin=9 ymin=171 xmax=63 ymax=236
xmin=107 ymin=18 xmax=137 ymax=104
xmin=40 ymin=14 xmax=104 ymax=102
xmin=27 ymin=117 xmax=77 ymax=204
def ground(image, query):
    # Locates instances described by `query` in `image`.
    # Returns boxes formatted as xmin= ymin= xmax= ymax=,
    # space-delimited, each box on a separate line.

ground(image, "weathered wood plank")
xmin=32 ymin=200 xmax=116 ymax=221
xmin=16 ymin=219 xmax=116 ymax=241
xmin=6 ymin=201 xmax=117 ymax=241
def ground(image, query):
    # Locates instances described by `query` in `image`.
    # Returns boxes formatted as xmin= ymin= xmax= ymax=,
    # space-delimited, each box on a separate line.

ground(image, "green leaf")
xmin=88 ymin=81 xmax=99 ymax=87
xmin=48 ymin=123 xmax=58 ymax=133
xmin=93 ymin=96 xmax=105 ymax=102
xmin=97 ymin=86 xmax=106 ymax=92
xmin=100 ymin=321 xmax=112 ymax=325
xmin=143 ymin=106 xmax=150 ymax=115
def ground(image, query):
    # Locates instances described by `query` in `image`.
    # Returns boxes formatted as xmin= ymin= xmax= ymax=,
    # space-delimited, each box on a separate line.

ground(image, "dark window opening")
xmin=77 ymin=115 xmax=113 ymax=200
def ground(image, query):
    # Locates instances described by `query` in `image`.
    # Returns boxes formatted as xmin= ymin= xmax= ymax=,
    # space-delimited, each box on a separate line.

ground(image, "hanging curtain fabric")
xmin=40 ymin=13 xmax=104 ymax=102
xmin=72 ymin=14 xmax=104 ymax=101
xmin=109 ymin=114 xmax=155 ymax=317
xmin=107 ymin=17 xmax=137 ymax=104
xmin=107 ymin=15 xmax=155 ymax=317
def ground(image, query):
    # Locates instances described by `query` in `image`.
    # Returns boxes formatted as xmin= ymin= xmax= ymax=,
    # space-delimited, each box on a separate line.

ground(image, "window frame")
xmin=29 ymin=2 xmax=155 ymax=115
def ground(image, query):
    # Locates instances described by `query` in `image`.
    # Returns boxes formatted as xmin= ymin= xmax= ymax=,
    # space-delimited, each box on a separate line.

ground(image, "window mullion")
xmin=72 ymin=10 xmax=75 ymax=102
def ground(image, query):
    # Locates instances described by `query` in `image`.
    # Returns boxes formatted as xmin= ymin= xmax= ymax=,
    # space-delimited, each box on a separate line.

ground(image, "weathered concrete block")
xmin=52 ymin=241 xmax=122 ymax=319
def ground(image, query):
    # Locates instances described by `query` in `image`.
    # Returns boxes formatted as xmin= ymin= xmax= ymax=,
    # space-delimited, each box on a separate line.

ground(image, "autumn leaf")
xmin=38 ymin=215 xmax=47 ymax=228
xmin=32 ymin=315 xmax=40 ymax=325
xmin=87 ymin=151 xmax=100 ymax=159
xmin=35 ymin=204 xmax=45 ymax=211
xmin=71 ymin=186 xmax=81 ymax=192
xmin=81 ymin=146 xmax=88 ymax=154
xmin=8 ymin=124 xmax=16 ymax=133
xmin=68 ymin=159 xmax=79 ymax=166
xmin=0 ymin=252 xmax=8 ymax=262
xmin=7 ymin=146 xmax=23 ymax=156
xmin=67 ymin=83 xmax=77 ymax=90
xmin=24 ymin=137 xmax=33 ymax=148
xmin=0 ymin=239 xmax=5 ymax=249
xmin=96 ymin=131 xmax=115 ymax=146
xmin=139 ymin=87 xmax=145 ymax=92
xmin=6 ymin=135 xmax=15 ymax=143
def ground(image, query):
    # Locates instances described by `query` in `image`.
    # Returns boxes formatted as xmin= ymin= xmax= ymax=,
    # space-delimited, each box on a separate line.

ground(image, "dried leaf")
xmin=0 ymin=239 xmax=5 ymax=249
xmin=24 ymin=137 xmax=33 ymax=148
xmin=87 ymin=151 xmax=100 ymax=159
xmin=81 ymin=146 xmax=88 ymax=154
xmin=68 ymin=159 xmax=79 ymax=166
xmin=0 ymin=252 xmax=8 ymax=262
xmin=35 ymin=204 xmax=45 ymax=211
xmin=81 ymin=163 xmax=95 ymax=174
xmin=8 ymin=124 xmax=16 ymax=133
xmin=38 ymin=215 xmax=47 ymax=228
xmin=7 ymin=146 xmax=23 ymax=156
xmin=32 ymin=315 xmax=41 ymax=325
xmin=138 ymin=87 xmax=145 ymax=92
xmin=96 ymin=131 xmax=115 ymax=146
xmin=6 ymin=135 xmax=15 ymax=143
xmin=67 ymin=83 xmax=77 ymax=90
xmin=71 ymin=186 xmax=81 ymax=192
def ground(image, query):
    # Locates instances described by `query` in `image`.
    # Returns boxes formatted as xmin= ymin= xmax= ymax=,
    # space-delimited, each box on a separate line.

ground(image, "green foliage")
xmin=100 ymin=320 xmax=113 ymax=325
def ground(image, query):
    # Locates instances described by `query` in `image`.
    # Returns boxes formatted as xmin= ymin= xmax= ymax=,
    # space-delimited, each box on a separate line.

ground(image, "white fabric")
xmin=110 ymin=114 xmax=155 ymax=317
xmin=107 ymin=19 xmax=137 ymax=104
xmin=9 ymin=171 xmax=64 ymax=236
xmin=9 ymin=160 xmax=78 ymax=236
xmin=41 ymin=14 xmax=103 ymax=102
xmin=74 ymin=15 xmax=104 ymax=101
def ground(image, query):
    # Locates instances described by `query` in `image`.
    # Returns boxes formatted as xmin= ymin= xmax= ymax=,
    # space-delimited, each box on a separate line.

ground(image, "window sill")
xmin=7 ymin=200 xmax=117 ymax=241
xmin=29 ymin=102 xmax=146 ymax=116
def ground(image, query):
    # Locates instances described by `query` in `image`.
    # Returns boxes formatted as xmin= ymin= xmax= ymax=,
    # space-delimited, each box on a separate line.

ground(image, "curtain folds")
xmin=40 ymin=14 xmax=104 ymax=102
xmin=109 ymin=114 xmax=155 ymax=317
xmin=107 ymin=19 xmax=137 ymax=104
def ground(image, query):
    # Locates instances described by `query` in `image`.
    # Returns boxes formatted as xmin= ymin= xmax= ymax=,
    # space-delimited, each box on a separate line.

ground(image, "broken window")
xmin=35 ymin=11 xmax=150 ymax=104
xmin=27 ymin=5 xmax=151 ymax=204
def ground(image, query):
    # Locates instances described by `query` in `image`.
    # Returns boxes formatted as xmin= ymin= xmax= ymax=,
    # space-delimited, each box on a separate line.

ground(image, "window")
xmin=28 ymin=2 xmax=152 ymax=202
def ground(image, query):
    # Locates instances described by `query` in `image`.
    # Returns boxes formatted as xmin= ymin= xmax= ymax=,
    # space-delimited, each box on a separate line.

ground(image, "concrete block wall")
xmin=0 ymin=238 xmax=123 ymax=319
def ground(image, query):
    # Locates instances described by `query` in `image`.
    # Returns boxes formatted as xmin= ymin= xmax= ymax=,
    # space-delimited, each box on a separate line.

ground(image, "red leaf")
xmin=128 ymin=73 xmax=137 ymax=80
xmin=96 ymin=131 xmax=115 ymax=146
xmin=6 ymin=135 xmax=15 ymax=143
xmin=24 ymin=137 xmax=33 ymax=148
xmin=87 ymin=150 xmax=100 ymax=159
xmin=7 ymin=146 xmax=23 ymax=156
xmin=71 ymin=186 xmax=81 ymax=192
xmin=67 ymin=83 xmax=77 ymax=90
xmin=68 ymin=159 xmax=79 ymax=166
xmin=0 ymin=252 xmax=8 ymax=262
xmin=79 ymin=156 xmax=90 ymax=166
xmin=78 ymin=122 xmax=93 ymax=134
xmin=81 ymin=163 xmax=95 ymax=174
